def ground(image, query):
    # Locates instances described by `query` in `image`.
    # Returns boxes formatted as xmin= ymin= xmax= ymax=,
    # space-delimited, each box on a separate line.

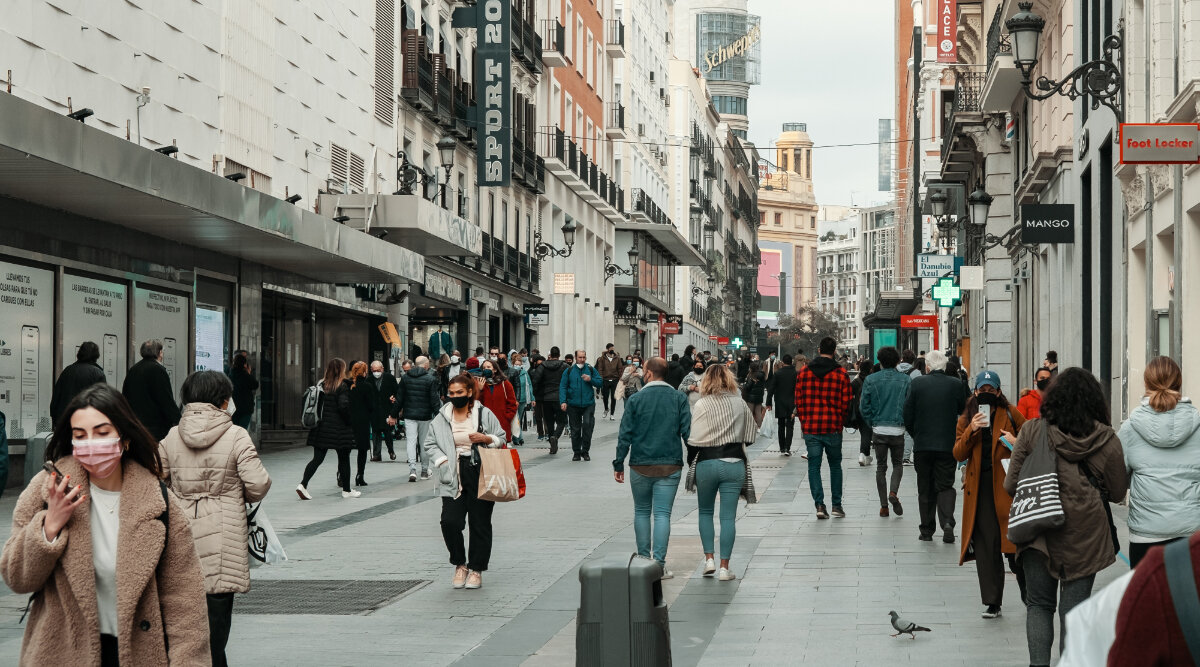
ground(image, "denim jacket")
xmin=859 ymin=368 xmax=911 ymax=429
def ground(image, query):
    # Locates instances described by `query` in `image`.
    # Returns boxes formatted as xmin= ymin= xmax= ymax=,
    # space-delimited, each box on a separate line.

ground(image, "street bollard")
xmin=576 ymin=553 xmax=671 ymax=666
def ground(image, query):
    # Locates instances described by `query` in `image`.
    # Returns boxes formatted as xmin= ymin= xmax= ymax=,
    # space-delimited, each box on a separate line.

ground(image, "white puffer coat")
xmin=160 ymin=403 xmax=272 ymax=594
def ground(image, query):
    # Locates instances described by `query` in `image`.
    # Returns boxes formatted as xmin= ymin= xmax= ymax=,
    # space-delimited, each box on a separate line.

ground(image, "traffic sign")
xmin=932 ymin=277 xmax=962 ymax=308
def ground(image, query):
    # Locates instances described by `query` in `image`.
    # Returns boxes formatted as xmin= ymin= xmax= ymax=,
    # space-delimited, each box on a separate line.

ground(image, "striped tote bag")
xmin=1007 ymin=423 xmax=1066 ymax=544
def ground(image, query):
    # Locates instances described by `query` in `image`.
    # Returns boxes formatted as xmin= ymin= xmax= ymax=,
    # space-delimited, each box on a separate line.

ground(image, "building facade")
xmin=817 ymin=216 xmax=863 ymax=350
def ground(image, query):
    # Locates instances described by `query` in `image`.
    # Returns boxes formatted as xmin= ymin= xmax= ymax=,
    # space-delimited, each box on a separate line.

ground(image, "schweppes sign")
xmin=703 ymin=24 xmax=762 ymax=73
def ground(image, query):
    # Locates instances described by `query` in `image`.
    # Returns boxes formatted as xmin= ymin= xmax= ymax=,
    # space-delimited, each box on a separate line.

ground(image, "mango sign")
xmin=1120 ymin=123 xmax=1200 ymax=164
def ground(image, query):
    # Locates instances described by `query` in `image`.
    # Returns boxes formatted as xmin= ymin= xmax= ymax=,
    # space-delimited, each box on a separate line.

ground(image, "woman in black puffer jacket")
xmin=743 ymin=361 xmax=767 ymax=428
xmin=298 ymin=358 xmax=360 ymax=499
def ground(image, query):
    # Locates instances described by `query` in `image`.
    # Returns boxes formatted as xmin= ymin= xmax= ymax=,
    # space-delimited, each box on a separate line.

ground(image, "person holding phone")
xmin=953 ymin=370 xmax=1026 ymax=620
xmin=0 ymin=384 xmax=209 ymax=666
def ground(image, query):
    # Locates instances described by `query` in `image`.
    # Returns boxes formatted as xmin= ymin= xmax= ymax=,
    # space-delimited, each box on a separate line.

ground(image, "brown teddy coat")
xmin=160 ymin=403 xmax=272 ymax=594
xmin=0 ymin=457 xmax=211 ymax=666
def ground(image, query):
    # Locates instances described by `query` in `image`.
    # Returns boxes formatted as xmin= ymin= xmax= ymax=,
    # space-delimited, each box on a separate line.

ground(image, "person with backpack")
xmin=297 ymin=358 xmax=359 ymax=499
xmin=159 ymin=370 xmax=271 ymax=667
xmin=531 ymin=347 xmax=569 ymax=454
xmin=392 ymin=356 xmax=442 ymax=482
xmin=1003 ymin=368 xmax=1127 ymax=666
xmin=0 ymin=384 xmax=210 ymax=666
xmin=560 ymin=349 xmax=604 ymax=461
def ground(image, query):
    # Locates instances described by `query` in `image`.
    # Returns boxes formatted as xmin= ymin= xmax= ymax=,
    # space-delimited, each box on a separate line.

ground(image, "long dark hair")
xmin=46 ymin=384 xmax=163 ymax=477
xmin=1040 ymin=367 xmax=1110 ymax=437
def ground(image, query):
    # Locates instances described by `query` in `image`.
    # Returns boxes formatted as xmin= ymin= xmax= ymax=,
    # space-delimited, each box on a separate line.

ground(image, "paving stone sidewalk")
xmin=0 ymin=419 xmax=1129 ymax=665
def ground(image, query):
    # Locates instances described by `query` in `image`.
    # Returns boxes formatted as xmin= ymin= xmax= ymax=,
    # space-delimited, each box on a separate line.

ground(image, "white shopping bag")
xmin=759 ymin=415 xmax=777 ymax=441
xmin=247 ymin=503 xmax=288 ymax=564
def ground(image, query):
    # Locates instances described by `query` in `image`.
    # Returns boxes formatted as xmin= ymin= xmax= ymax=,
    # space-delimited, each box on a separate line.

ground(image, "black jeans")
xmin=441 ymin=456 xmax=495 ymax=571
xmin=859 ymin=423 xmax=873 ymax=456
xmin=371 ymin=424 xmax=395 ymax=458
xmin=872 ymin=433 xmax=905 ymax=507
xmin=1021 ymin=550 xmax=1094 ymax=665
xmin=538 ymin=401 xmax=565 ymax=439
xmin=302 ymin=447 xmax=352 ymax=492
xmin=971 ymin=470 xmax=1024 ymax=606
xmin=100 ymin=634 xmax=119 ymax=666
xmin=914 ymin=451 xmax=957 ymax=537
xmin=566 ymin=404 xmax=596 ymax=454
xmin=776 ymin=412 xmax=795 ymax=452
xmin=601 ymin=378 xmax=619 ymax=413
xmin=1128 ymin=537 xmax=1183 ymax=568
xmin=206 ymin=592 xmax=235 ymax=667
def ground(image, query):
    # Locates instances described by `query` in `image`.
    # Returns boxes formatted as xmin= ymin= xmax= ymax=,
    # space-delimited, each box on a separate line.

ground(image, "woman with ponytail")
xmin=1118 ymin=356 xmax=1200 ymax=566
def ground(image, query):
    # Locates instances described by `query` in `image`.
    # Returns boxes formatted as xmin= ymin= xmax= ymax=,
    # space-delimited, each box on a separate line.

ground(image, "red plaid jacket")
xmin=794 ymin=358 xmax=853 ymax=435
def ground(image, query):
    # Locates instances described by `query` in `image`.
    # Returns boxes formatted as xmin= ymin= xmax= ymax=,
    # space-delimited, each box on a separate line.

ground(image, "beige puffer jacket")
xmin=160 ymin=403 xmax=271 ymax=594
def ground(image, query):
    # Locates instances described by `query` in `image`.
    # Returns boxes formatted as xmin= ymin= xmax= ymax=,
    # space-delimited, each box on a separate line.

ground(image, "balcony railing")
xmin=541 ymin=19 xmax=569 ymax=67
xmin=605 ymin=19 xmax=625 ymax=57
xmin=941 ymin=71 xmax=986 ymax=161
xmin=511 ymin=5 xmax=543 ymax=75
xmin=986 ymin=4 xmax=1011 ymax=75
xmin=606 ymin=102 xmax=625 ymax=138
xmin=539 ymin=125 xmax=622 ymax=215
xmin=629 ymin=188 xmax=671 ymax=226
xmin=401 ymin=31 xmax=436 ymax=111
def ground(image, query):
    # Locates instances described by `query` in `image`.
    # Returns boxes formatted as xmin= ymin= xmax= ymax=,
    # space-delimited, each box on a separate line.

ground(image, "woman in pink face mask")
xmin=0 ymin=384 xmax=209 ymax=667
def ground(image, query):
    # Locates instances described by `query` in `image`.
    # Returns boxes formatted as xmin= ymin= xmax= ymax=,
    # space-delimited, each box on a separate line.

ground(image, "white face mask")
xmin=225 ymin=398 xmax=236 ymax=416
xmin=451 ymin=355 xmax=459 ymax=364
xmin=372 ymin=371 xmax=383 ymax=379
xmin=576 ymin=362 xmax=585 ymax=369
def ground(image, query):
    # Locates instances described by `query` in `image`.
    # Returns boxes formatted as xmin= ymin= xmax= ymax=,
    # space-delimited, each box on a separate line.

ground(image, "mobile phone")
xmin=42 ymin=461 xmax=65 ymax=480
xmin=21 ymin=325 xmax=39 ymax=436
xmin=978 ymin=404 xmax=991 ymax=427
xmin=1000 ymin=435 xmax=1014 ymax=451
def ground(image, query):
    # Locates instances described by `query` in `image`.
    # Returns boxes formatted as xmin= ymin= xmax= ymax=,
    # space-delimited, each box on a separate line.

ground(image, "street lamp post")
xmin=603 ymin=237 xmax=640 ymax=283
xmin=533 ymin=218 xmax=578 ymax=261
xmin=1007 ymin=1 xmax=1124 ymax=122
xmin=436 ymin=135 xmax=458 ymax=209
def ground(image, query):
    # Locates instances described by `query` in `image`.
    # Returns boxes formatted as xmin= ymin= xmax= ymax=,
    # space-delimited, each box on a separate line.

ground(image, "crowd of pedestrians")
xmin=5 ymin=332 xmax=1200 ymax=665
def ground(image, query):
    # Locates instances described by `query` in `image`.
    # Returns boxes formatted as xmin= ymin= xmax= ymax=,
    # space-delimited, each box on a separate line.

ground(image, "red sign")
xmin=901 ymin=315 xmax=937 ymax=328
xmin=1119 ymin=123 xmax=1200 ymax=164
xmin=708 ymin=335 xmax=719 ymax=341
xmin=661 ymin=314 xmax=682 ymax=335
xmin=717 ymin=337 xmax=730 ymax=345
xmin=937 ymin=0 xmax=957 ymax=63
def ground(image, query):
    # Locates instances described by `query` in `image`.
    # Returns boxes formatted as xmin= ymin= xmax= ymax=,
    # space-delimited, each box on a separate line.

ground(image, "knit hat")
xmin=465 ymin=356 xmax=480 ymax=370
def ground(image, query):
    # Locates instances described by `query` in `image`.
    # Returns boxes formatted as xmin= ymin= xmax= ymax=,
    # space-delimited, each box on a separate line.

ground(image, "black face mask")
xmin=694 ymin=367 xmax=704 ymax=374
xmin=977 ymin=391 xmax=997 ymax=405
xmin=449 ymin=395 xmax=471 ymax=409
xmin=1036 ymin=378 xmax=1050 ymax=391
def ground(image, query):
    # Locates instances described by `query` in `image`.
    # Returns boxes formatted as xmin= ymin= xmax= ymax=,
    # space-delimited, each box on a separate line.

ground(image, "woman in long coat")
xmin=953 ymin=370 xmax=1025 ymax=619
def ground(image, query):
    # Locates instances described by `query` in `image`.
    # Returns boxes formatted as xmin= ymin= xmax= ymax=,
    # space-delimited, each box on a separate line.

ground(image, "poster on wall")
xmin=62 ymin=273 xmax=129 ymax=392
xmin=0 ymin=261 xmax=55 ymax=439
xmin=134 ymin=287 xmax=191 ymax=400
xmin=195 ymin=305 xmax=227 ymax=372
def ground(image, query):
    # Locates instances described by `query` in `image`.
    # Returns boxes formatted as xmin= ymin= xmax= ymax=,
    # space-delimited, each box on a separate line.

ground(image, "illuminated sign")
xmin=703 ymin=24 xmax=762 ymax=73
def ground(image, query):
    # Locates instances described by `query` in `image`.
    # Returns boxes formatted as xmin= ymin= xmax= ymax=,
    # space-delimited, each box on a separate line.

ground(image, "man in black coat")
xmin=903 ymin=350 xmax=968 ymax=542
xmin=391 ymin=356 xmax=441 ymax=481
xmin=666 ymin=354 xmax=686 ymax=389
xmin=121 ymin=340 xmax=180 ymax=441
xmin=368 ymin=360 xmax=400 ymax=461
xmin=51 ymin=341 xmax=107 ymax=424
xmin=529 ymin=346 xmax=568 ymax=454
xmin=765 ymin=355 xmax=798 ymax=455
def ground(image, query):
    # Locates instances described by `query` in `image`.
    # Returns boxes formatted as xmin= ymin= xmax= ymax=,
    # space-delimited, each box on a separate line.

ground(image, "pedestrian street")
xmin=0 ymin=419 xmax=1130 ymax=666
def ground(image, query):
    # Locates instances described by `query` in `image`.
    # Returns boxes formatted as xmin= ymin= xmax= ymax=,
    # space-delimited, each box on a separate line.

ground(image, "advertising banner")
xmin=195 ymin=305 xmax=227 ymax=372
xmin=0 ymin=261 xmax=55 ymax=439
xmin=472 ymin=0 xmax=511 ymax=186
xmin=662 ymin=315 xmax=683 ymax=335
xmin=133 ymin=287 xmax=189 ymax=399
xmin=63 ymin=274 xmax=128 ymax=390
xmin=937 ymin=0 xmax=958 ymax=63
xmin=1120 ymin=123 xmax=1200 ymax=164
xmin=1021 ymin=204 xmax=1075 ymax=244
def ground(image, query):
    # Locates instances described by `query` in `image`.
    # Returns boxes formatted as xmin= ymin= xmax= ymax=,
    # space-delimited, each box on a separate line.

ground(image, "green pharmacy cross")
xmin=932 ymin=277 xmax=962 ymax=308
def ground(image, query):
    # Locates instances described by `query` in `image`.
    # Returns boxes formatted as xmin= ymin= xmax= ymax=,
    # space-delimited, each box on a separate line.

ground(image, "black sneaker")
xmin=943 ymin=524 xmax=956 ymax=543
xmin=982 ymin=605 xmax=1001 ymax=619
xmin=918 ymin=534 xmax=934 ymax=542
xmin=572 ymin=454 xmax=582 ymax=461
xmin=815 ymin=504 xmax=829 ymax=520
xmin=582 ymin=454 xmax=591 ymax=461
xmin=549 ymin=437 xmax=558 ymax=454
xmin=831 ymin=505 xmax=846 ymax=518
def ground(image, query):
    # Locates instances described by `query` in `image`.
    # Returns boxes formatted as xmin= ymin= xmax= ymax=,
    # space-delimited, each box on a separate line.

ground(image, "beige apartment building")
xmin=756 ymin=124 xmax=820 ymax=328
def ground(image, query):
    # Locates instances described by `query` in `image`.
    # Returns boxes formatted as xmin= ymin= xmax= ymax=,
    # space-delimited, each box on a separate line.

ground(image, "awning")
xmin=862 ymin=290 xmax=922 ymax=325
xmin=0 ymin=92 xmax=423 ymax=284
xmin=615 ymin=219 xmax=706 ymax=266
xmin=318 ymin=193 xmax=482 ymax=257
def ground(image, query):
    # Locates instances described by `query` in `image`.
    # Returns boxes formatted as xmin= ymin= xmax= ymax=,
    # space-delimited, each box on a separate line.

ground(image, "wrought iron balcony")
xmin=511 ymin=5 xmax=543 ymax=75
xmin=541 ymin=19 xmax=569 ymax=68
xmin=606 ymin=102 xmax=626 ymax=139
xmin=941 ymin=71 xmax=986 ymax=176
xmin=605 ymin=19 xmax=626 ymax=58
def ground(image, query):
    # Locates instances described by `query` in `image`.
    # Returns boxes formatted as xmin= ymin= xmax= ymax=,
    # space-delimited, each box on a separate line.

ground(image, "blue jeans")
xmin=695 ymin=460 xmax=746 ymax=559
xmin=804 ymin=432 xmax=844 ymax=507
xmin=629 ymin=469 xmax=681 ymax=565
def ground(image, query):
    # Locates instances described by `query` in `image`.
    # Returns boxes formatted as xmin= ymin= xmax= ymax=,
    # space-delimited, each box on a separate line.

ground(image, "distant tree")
xmin=768 ymin=305 xmax=842 ymax=357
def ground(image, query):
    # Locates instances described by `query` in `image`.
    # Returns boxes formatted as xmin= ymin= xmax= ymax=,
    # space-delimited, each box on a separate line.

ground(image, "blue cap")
xmin=975 ymin=370 xmax=1001 ymax=390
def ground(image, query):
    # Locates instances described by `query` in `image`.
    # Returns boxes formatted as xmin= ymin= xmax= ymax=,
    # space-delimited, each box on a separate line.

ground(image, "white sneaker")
xmin=858 ymin=453 xmax=868 ymax=466
xmin=296 ymin=483 xmax=312 ymax=500
xmin=341 ymin=490 xmax=362 ymax=498
xmin=718 ymin=568 xmax=736 ymax=581
xmin=660 ymin=570 xmax=674 ymax=580
xmin=409 ymin=472 xmax=417 ymax=482
xmin=703 ymin=558 xmax=716 ymax=576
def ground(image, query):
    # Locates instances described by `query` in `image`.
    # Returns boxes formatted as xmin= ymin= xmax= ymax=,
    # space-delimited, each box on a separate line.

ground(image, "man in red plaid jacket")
xmin=794 ymin=337 xmax=854 ymax=520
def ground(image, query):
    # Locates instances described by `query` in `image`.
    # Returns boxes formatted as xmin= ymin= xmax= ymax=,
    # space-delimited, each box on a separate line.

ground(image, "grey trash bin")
xmin=23 ymin=432 xmax=53 ymax=485
xmin=576 ymin=553 xmax=671 ymax=667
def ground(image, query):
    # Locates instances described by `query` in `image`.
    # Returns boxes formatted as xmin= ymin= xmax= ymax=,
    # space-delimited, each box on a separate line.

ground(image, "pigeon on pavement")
xmin=888 ymin=610 xmax=931 ymax=639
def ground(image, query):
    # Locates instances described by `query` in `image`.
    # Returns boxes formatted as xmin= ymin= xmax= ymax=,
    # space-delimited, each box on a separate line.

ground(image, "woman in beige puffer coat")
xmin=160 ymin=370 xmax=271 ymax=667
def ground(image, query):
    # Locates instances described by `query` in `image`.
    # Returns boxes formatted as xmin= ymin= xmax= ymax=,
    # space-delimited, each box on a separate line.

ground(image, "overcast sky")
xmin=746 ymin=0 xmax=895 ymax=208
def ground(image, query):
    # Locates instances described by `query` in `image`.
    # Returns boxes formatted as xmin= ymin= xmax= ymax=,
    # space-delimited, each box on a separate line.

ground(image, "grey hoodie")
xmin=897 ymin=362 xmax=920 ymax=378
xmin=1118 ymin=398 xmax=1200 ymax=540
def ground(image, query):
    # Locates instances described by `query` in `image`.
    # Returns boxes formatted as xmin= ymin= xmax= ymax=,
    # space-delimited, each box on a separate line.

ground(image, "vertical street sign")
xmin=937 ymin=0 xmax=957 ymax=63
xmin=455 ymin=0 xmax=511 ymax=186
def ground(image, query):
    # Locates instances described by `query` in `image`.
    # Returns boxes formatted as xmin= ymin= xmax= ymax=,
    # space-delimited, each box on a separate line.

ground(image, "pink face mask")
xmin=71 ymin=437 xmax=124 ymax=479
